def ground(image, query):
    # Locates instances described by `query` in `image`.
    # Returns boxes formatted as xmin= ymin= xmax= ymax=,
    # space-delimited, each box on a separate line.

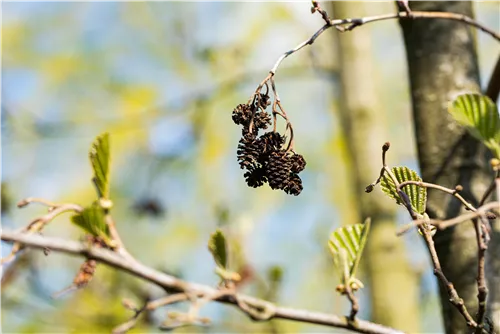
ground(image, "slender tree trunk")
xmin=331 ymin=3 xmax=420 ymax=332
xmin=400 ymin=1 xmax=498 ymax=332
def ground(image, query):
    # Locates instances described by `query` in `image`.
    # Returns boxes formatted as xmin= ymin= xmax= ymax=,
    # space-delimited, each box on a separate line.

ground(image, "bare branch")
xmin=270 ymin=9 xmax=499 ymax=75
xmin=1 ymin=203 xmax=82 ymax=265
xmin=420 ymin=229 xmax=478 ymax=329
xmin=1 ymin=230 xmax=403 ymax=334
xmin=397 ymin=180 xmax=476 ymax=212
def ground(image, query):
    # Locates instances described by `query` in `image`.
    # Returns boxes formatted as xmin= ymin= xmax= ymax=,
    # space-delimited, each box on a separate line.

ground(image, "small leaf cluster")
xmin=328 ymin=220 xmax=370 ymax=293
xmin=449 ymin=93 xmax=500 ymax=158
xmin=71 ymin=133 xmax=113 ymax=246
xmin=208 ymin=229 xmax=241 ymax=283
xmin=380 ymin=166 xmax=427 ymax=215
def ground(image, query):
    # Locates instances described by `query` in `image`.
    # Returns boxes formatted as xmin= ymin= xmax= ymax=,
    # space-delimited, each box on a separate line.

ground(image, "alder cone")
xmin=232 ymin=104 xmax=252 ymax=126
xmin=244 ymin=167 xmax=267 ymax=188
xmin=290 ymin=154 xmax=306 ymax=173
xmin=257 ymin=93 xmax=271 ymax=109
xmin=237 ymin=136 xmax=262 ymax=170
xmin=284 ymin=173 xmax=303 ymax=196
xmin=267 ymin=151 xmax=292 ymax=190
xmin=260 ymin=132 xmax=284 ymax=153
xmin=254 ymin=111 xmax=272 ymax=130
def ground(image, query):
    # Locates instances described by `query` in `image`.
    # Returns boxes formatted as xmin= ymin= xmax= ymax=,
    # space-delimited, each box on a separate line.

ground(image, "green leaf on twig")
xmin=89 ymin=133 xmax=111 ymax=199
xmin=71 ymin=204 xmax=110 ymax=242
xmin=380 ymin=166 xmax=427 ymax=215
xmin=449 ymin=93 xmax=500 ymax=158
xmin=328 ymin=219 xmax=370 ymax=278
xmin=208 ymin=229 xmax=227 ymax=269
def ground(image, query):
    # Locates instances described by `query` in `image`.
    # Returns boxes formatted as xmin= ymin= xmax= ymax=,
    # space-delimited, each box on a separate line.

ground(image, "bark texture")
xmin=400 ymin=1 xmax=499 ymax=332
xmin=331 ymin=2 xmax=420 ymax=332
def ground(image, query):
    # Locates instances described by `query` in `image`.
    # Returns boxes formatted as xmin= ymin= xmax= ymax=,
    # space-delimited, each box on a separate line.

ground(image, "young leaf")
xmin=328 ymin=219 xmax=370 ymax=278
xmin=208 ymin=229 xmax=227 ymax=269
xmin=449 ymin=93 xmax=500 ymax=158
xmin=89 ymin=133 xmax=111 ymax=199
xmin=380 ymin=166 xmax=426 ymax=215
xmin=71 ymin=204 xmax=110 ymax=240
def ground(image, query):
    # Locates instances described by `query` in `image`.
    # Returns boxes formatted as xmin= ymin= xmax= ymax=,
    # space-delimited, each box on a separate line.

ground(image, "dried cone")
xmin=260 ymin=132 xmax=284 ymax=154
xmin=266 ymin=151 xmax=292 ymax=190
xmin=232 ymin=104 xmax=252 ymax=126
xmin=254 ymin=111 xmax=272 ymax=130
xmin=237 ymin=135 xmax=262 ymax=170
xmin=290 ymin=154 xmax=306 ymax=173
xmin=284 ymin=173 xmax=303 ymax=196
xmin=257 ymin=93 xmax=271 ymax=109
xmin=244 ymin=167 xmax=267 ymax=188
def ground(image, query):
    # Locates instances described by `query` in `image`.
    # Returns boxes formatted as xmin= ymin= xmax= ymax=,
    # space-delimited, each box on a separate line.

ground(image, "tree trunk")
xmin=400 ymin=1 xmax=498 ymax=332
xmin=331 ymin=2 xmax=420 ymax=332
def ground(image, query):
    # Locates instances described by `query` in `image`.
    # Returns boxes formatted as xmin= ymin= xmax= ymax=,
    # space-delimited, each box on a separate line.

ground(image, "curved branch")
xmin=0 ymin=230 xmax=403 ymax=334
xmin=271 ymin=9 xmax=499 ymax=75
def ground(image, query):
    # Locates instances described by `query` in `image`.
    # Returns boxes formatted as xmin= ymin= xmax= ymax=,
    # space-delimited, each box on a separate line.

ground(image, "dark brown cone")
xmin=232 ymin=104 xmax=252 ymax=126
xmin=237 ymin=136 xmax=262 ymax=170
xmin=254 ymin=111 xmax=272 ymax=130
xmin=290 ymin=154 xmax=306 ymax=173
xmin=266 ymin=151 xmax=292 ymax=190
xmin=284 ymin=173 xmax=303 ymax=196
xmin=260 ymin=132 xmax=284 ymax=153
xmin=244 ymin=167 xmax=267 ymax=188
xmin=257 ymin=93 xmax=271 ymax=109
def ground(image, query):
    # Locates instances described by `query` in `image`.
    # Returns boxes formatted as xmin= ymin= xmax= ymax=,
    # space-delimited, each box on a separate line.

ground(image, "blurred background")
xmin=2 ymin=2 xmax=499 ymax=333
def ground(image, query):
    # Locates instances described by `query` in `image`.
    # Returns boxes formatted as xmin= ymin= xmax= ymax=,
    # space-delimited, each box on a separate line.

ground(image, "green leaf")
xmin=328 ymin=219 xmax=370 ymax=278
xmin=380 ymin=166 xmax=427 ymax=215
xmin=71 ymin=204 xmax=110 ymax=240
xmin=449 ymin=93 xmax=500 ymax=158
xmin=208 ymin=229 xmax=227 ymax=269
xmin=89 ymin=133 xmax=111 ymax=199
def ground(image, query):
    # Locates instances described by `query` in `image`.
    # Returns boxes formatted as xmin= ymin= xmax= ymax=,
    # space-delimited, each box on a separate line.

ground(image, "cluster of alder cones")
xmin=232 ymin=93 xmax=306 ymax=196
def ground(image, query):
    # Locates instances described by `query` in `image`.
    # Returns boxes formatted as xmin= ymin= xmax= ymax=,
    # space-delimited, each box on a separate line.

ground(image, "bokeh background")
xmin=2 ymin=2 xmax=499 ymax=333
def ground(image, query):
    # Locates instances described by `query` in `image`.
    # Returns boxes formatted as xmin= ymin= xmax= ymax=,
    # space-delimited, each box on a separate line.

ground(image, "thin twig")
xmin=436 ymin=202 xmax=499 ymax=230
xmin=271 ymin=23 xmax=330 ymax=74
xmin=1 ymin=231 xmax=404 ymax=334
xmin=473 ymin=217 xmax=489 ymax=333
xmin=397 ymin=181 xmax=476 ymax=212
xmin=397 ymin=201 xmax=500 ymax=235
xmin=373 ymin=144 xmax=478 ymax=329
xmin=113 ymin=293 xmax=190 ymax=334
xmin=311 ymin=1 xmax=331 ymax=25
xmin=478 ymin=172 xmax=498 ymax=206
xmin=270 ymin=10 xmax=499 ymax=75
xmin=17 ymin=197 xmax=60 ymax=208
xmin=334 ymin=11 xmax=500 ymax=41
xmin=1 ymin=203 xmax=82 ymax=265
xmin=420 ymin=230 xmax=478 ymax=329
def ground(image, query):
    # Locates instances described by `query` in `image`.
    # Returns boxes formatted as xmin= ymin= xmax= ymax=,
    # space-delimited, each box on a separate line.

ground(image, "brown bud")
xmin=365 ymin=184 xmax=374 ymax=193
xmin=17 ymin=199 xmax=29 ymax=208
xmin=454 ymin=185 xmax=463 ymax=192
xmin=382 ymin=142 xmax=390 ymax=151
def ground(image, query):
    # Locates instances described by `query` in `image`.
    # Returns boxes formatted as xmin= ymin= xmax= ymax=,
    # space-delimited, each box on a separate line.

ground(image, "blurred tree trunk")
xmin=400 ymin=1 xmax=499 ymax=333
xmin=330 ymin=2 xmax=420 ymax=332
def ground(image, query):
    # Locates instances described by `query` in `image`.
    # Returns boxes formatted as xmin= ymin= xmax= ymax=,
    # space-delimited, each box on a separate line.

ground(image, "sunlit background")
xmin=2 ymin=2 xmax=499 ymax=333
